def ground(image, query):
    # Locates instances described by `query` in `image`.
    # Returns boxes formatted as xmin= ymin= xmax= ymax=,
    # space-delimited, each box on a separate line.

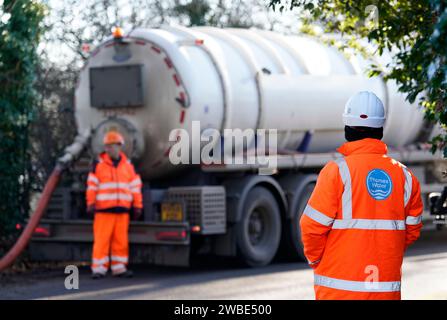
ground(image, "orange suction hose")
xmin=0 ymin=165 xmax=62 ymax=271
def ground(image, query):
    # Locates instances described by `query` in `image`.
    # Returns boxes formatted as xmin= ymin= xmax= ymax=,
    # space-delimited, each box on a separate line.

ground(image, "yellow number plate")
xmin=161 ymin=202 xmax=183 ymax=222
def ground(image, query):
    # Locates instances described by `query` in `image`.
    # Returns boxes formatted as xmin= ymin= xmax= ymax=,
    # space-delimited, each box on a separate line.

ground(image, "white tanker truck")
xmin=28 ymin=26 xmax=446 ymax=267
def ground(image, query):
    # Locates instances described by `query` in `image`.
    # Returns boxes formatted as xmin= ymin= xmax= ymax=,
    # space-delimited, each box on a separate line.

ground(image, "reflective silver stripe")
xmin=98 ymin=182 xmax=130 ymax=190
xmin=87 ymin=186 xmax=98 ymax=191
xmin=402 ymin=166 xmax=412 ymax=207
xmin=130 ymin=187 xmax=140 ymax=193
xmin=129 ymin=178 xmax=142 ymax=187
xmin=96 ymin=193 xmax=133 ymax=201
xmin=111 ymin=263 xmax=126 ymax=271
xmin=111 ymin=255 xmax=128 ymax=263
xmin=91 ymin=266 xmax=107 ymax=275
xmin=92 ymin=256 xmax=109 ymax=265
xmin=87 ymin=174 xmax=99 ymax=184
xmin=332 ymin=219 xmax=406 ymax=230
xmin=314 ymin=274 xmax=401 ymax=292
xmin=406 ymin=214 xmax=422 ymax=225
xmin=309 ymin=259 xmax=321 ymax=266
xmin=334 ymin=158 xmax=352 ymax=219
xmin=304 ymin=204 xmax=334 ymax=226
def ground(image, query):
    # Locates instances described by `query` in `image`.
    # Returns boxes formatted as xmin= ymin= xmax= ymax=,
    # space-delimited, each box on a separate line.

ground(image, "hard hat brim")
xmin=104 ymin=142 xmax=124 ymax=146
xmin=343 ymin=115 xmax=385 ymax=128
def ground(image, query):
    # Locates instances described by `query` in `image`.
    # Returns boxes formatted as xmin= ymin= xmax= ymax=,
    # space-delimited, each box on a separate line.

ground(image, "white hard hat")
xmin=343 ymin=91 xmax=385 ymax=128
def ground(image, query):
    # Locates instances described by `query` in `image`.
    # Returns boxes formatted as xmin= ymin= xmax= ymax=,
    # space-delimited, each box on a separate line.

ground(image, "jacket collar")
xmin=99 ymin=151 xmax=127 ymax=166
xmin=336 ymin=138 xmax=388 ymax=156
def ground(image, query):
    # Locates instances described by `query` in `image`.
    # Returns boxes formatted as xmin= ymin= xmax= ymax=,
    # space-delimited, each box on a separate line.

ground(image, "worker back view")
xmin=300 ymin=91 xmax=423 ymax=300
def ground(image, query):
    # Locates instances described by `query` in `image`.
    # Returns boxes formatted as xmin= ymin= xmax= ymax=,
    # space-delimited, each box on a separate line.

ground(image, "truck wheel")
xmin=236 ymin=186 xmax=281 ymax=267
xmin=283 ymin=183 xmax=315 ymax=261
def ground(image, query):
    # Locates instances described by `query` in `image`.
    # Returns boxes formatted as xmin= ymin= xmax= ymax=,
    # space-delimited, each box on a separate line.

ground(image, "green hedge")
xmin=0 ymin=0 xmax=46 ymax=243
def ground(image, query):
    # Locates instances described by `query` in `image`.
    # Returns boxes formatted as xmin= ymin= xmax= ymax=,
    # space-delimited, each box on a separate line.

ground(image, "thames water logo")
xmin=366 ymin=169 xmax=392 ymax=200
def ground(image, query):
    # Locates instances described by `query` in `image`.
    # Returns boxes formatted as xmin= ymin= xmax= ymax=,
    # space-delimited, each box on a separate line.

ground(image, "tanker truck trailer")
xmin=28 ymin=26 xmax=446 ymax=267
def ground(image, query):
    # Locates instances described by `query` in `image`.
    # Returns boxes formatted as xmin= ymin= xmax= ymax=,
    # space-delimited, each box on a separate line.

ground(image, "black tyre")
xmin=282 ymin=183 xmax=315 ymax=261
xmin=236 ymin=186 xmax=281 ymax=267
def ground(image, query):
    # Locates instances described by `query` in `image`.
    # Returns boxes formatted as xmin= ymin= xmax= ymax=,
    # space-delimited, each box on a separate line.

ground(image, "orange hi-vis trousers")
xmin=91 ymin=213 xmax=130 ymax=275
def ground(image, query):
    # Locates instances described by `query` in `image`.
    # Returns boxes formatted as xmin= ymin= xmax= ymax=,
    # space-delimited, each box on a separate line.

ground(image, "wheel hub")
xmin=248 ymin=210 xmax=264 ymax=245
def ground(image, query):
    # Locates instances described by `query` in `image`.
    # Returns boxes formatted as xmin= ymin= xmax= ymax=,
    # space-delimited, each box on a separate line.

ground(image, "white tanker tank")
xmin=75 ymin=25 xmax=431 ymax=180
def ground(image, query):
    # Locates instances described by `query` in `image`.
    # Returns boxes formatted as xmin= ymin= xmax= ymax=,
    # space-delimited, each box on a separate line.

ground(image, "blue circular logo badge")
xmin=366 ymin=169 xmax=392 ymax=200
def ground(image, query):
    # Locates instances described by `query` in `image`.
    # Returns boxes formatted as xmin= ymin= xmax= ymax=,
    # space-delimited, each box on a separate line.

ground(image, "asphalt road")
xmin=1 ymin=227 xmax=446 ymax=300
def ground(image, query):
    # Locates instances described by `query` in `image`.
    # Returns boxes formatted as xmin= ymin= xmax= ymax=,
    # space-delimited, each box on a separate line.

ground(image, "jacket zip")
xmin=115 ymin=165 xmax=119 ymax=206
xmin=111 ymin=164 xmax=119 ymax=208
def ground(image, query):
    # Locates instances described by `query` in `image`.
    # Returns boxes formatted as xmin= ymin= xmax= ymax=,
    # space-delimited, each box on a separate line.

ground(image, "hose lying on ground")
xmin=0 ymin=129 xmax=91 ymax=272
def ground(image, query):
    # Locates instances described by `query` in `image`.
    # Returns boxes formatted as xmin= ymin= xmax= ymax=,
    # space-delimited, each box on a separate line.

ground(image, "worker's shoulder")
xmin=383 ymin=155 xmax=421 ymax=184
xmin=89 ymin=157 xmax=101 ymax=173
xmin=123 ymin=157 xmax=137 ymax=171
xmin=320 ymin=159 xmax=342 ymax=177
xmin=383 ymin=155 xmax=412 ymax=172
xmin=124 ymin=157 xmax=134 ymax=166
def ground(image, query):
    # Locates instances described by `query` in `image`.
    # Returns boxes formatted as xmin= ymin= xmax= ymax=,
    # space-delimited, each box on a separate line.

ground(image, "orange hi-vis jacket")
xmin=300 ymin=138 xmax=423 ymax=300
xmin=86 ymin=151 xmax=143 ymax=213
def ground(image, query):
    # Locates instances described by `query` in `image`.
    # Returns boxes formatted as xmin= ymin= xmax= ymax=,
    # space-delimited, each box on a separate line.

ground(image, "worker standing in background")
xmin=86 ymin=131 xmax=143 ymax=279
xmin=300 ymin=91 xmax=423 ymax=300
